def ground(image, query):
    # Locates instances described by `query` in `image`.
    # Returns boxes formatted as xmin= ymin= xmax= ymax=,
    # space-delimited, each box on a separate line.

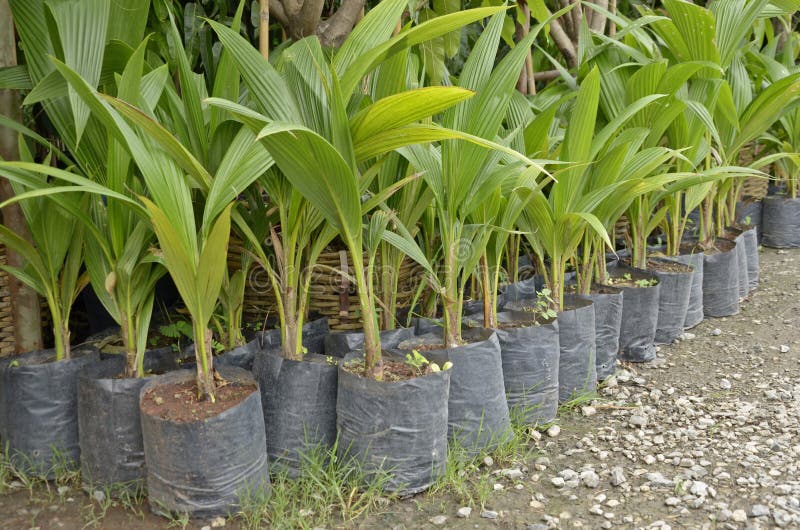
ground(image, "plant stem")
xmin=595 ymin=242 xmax=608 ymax=286
xmin=507 ymin=234 xmax=520 ymax=284
xmin=549 ymin=255 xmax=564 ymax=311
xmin=122 ymin=310 xmax=137 ymax=378
xmin=194 ymin=320 xmax=216 ymax=402
xmin=577 ymin=234 xmax=593 ymax=295
xmin=480 ymin=254 xmax=496 ymax=329
xmin=282 ymin=286 xmax=302 ymax=361
xmin=442 ymin=239 xmax=461 ymax=348
xmin=48 ymin=296 xmax=68 ymax=361
xmin=351 ymin=249 xmax=382 ymax=379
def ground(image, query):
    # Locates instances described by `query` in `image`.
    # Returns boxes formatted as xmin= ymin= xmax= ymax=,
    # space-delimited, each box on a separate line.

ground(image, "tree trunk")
xmin=0 ymin=0 xmax=43 ymax=354
xmin=259 ymin=0 xmax=270 ymax=59
xmin=515 ymin=0 xmax=535 ymax=95
xmin=270 ymin=0 xmax=366 ymax=49
xmin=316 ymin=0 xmax=366 ymax=48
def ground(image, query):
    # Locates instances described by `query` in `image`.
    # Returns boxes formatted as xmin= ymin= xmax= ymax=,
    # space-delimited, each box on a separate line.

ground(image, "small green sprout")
xmin=405 ymin=350 xmax=429 ymax=371
xmin=522 ymin=288 xmax=557 ymax=322
xmin=405 ymin=350 xmax=443 ymax=375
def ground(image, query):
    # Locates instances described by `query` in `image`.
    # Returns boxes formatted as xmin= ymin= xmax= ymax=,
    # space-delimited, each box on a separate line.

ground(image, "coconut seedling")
xmin=208 ymin=0 xmax=510 ymax=375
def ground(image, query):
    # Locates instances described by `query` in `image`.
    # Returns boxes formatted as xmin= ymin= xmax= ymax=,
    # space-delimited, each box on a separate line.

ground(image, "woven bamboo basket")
xmin=231 ymin=243 xmax=425 ymax=331
xmin=0 ymin=245 xmax=14 ymax=356
xmin=309 ymin=250 xmax=424 ymax=331
xmin=738 ymin=141 xmax=770 ymax=200
xmin=0 ymin=245 xmax=49 ymax=357
xmin=614 ymin=215 xmax=630 ymax=243
xmin=225 ymin=240 xmax=278 ymax=326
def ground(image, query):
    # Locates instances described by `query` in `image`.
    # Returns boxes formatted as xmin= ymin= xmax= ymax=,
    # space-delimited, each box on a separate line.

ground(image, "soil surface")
xmin=620 ymin=257 xmax=692 ymax=274
xmin=140 ymin=378 xmax=257 ymax=423
xmin=342 ymin=358 xmax=419 ymax=381
xmin=1 ymin=247 xmax=799 ymax=529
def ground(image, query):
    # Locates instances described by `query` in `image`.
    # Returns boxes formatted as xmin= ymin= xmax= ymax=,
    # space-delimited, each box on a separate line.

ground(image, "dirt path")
xmin=2 ymin=247 xmax=799 ymax=530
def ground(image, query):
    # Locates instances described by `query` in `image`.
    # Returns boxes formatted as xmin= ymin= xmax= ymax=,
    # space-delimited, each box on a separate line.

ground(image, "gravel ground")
xmin=1 ymin=247 xmax=799 ymax=530
xmin=364 ymin=247 xmax=800 ymax=530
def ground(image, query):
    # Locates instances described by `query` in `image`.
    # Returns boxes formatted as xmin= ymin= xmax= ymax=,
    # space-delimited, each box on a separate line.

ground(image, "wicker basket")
xmin=232 ymin=243 xmax=425 ymax=331
xmin=225 ymin=240 xmax=279 ymax=326
xmin=309 ymin=250 xmax=424 ymax=331
xmin=0 ymin=245 xmax=14 ymax=356
xmin=0 ymin=244 xmax=49 ymax=357
xmin=738 ymin=141 xmax=771 ymax=200
xmin=614 ymin=215 xmax=630 ymax=243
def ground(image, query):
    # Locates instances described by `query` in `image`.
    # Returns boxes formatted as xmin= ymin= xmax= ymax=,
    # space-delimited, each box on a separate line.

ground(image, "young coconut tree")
xmin=48 ymin=49 xmax=274 ymax=399
xmin=514 ymin=67 xmax=678 ymax=307
xmin=207 ymin=0 xmax=511 ymax=372
xmin=208 ymin=44 xmax=475 ymax=378
xmin=644 ymin=0 xmax=800 ymax=244
xmin=0 ymin=164 xmax=87 ymax=360
xmin=0 ymin=0 xmax=159 ymax=364
xmin=400 ymin=10 xmax=551 ymax=345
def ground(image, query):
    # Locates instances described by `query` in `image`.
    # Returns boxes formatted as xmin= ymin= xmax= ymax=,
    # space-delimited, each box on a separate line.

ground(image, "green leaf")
xmin=140 ymin=196 xmax=199 ymax=316
xmin=203 ymin=127 xmax=274 ymax=226
xmin=206 ymin=19 xmax=300 ymax=122
xmin=333 ymin=0 xmax=408 ymax=77
xmin=338 ymin=6 xmax=507 ymax=98
xmin=256 ymin=122 xmax=361 ymax=244
xmin=0 ymin=65 xmax=32 ymax=90
xmin=196 ymin=203 xmax=234 ymax=322
xmin=350 ymin=87 xmax=474 ymax=145
xmin=45 ymin=0 xmax=109 ymax=143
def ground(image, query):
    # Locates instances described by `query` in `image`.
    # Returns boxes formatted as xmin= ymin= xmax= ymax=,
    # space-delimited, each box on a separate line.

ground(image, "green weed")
xmin=234 ymin=439 xmax=393 ymax=530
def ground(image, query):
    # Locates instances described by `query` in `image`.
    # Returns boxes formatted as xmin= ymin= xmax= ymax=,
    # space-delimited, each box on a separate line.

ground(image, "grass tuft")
xmin=234 ymin=438 xmax=394 ymax=530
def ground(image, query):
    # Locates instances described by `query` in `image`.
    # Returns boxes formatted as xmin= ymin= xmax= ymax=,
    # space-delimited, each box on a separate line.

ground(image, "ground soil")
xmin=342 ymin=358 xmax=418 ymax=381
xmin=140 ymin=378 xmax=257 ymax=423
xmin=680 ymin=239 xmax=736 ymax=257
xmin=620 ymin=257 xmax=691 ymax=274
xmin=1 ymin=247 xmax=799 ymax=529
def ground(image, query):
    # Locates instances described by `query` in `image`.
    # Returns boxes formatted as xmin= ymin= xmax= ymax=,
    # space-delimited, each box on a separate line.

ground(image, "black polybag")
xmin=413 ymin=317 xmax=443 ymax=336
xmin=324 ymin=327 xmax=415 ymax=358
xmin=466 ymin=313 xmax=559 ymax=426
xmin=702 ymin=239 xmax=740 ymax=317
xmin=140 ymin=367 xmax=270 ymax=517
xmin=736 ymin=199 xmax=763 ymax=241
xmin=662 ymin=250 xmax=704 ymax=329
xmin=0 ymin=346 xmax=99 ymax=476
xmin=175 ymin=339 xmax=260 ymax=372
xmin=252 ymin=350 xmax=338 ymax=476
xmin=612 ymin=266 xmax=661 ymax=363
xmin=578 ymin=286 xmax=623 ymax=381
xmin=78 ymin=349 xmax=177 ymax=490
xmin=741 ymin=226 xmax=759 ymax=292
xmin=554 ymin=295 xmax=596 ymax=401
xmin=258 ymin=318 xmax=329 ymax=356
xmin=336 ymin=352 xmax=450 ymax=496
xmin=214 ymin=338 xmax=260 ymax=371
xmin=500 ymin=272 xmax=576 ymax=306
xmin=762 ymin=196 xmax=800 ymax=248
xmin=726 ymin=229 xmax=748 ymax=299
xmin=652 ymin=259 xmax=694 ymax=345
xmin=401 ymin=329 xmax=510 ymax=453
xmin=500 ymin=276 xmax=542 ymax=304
